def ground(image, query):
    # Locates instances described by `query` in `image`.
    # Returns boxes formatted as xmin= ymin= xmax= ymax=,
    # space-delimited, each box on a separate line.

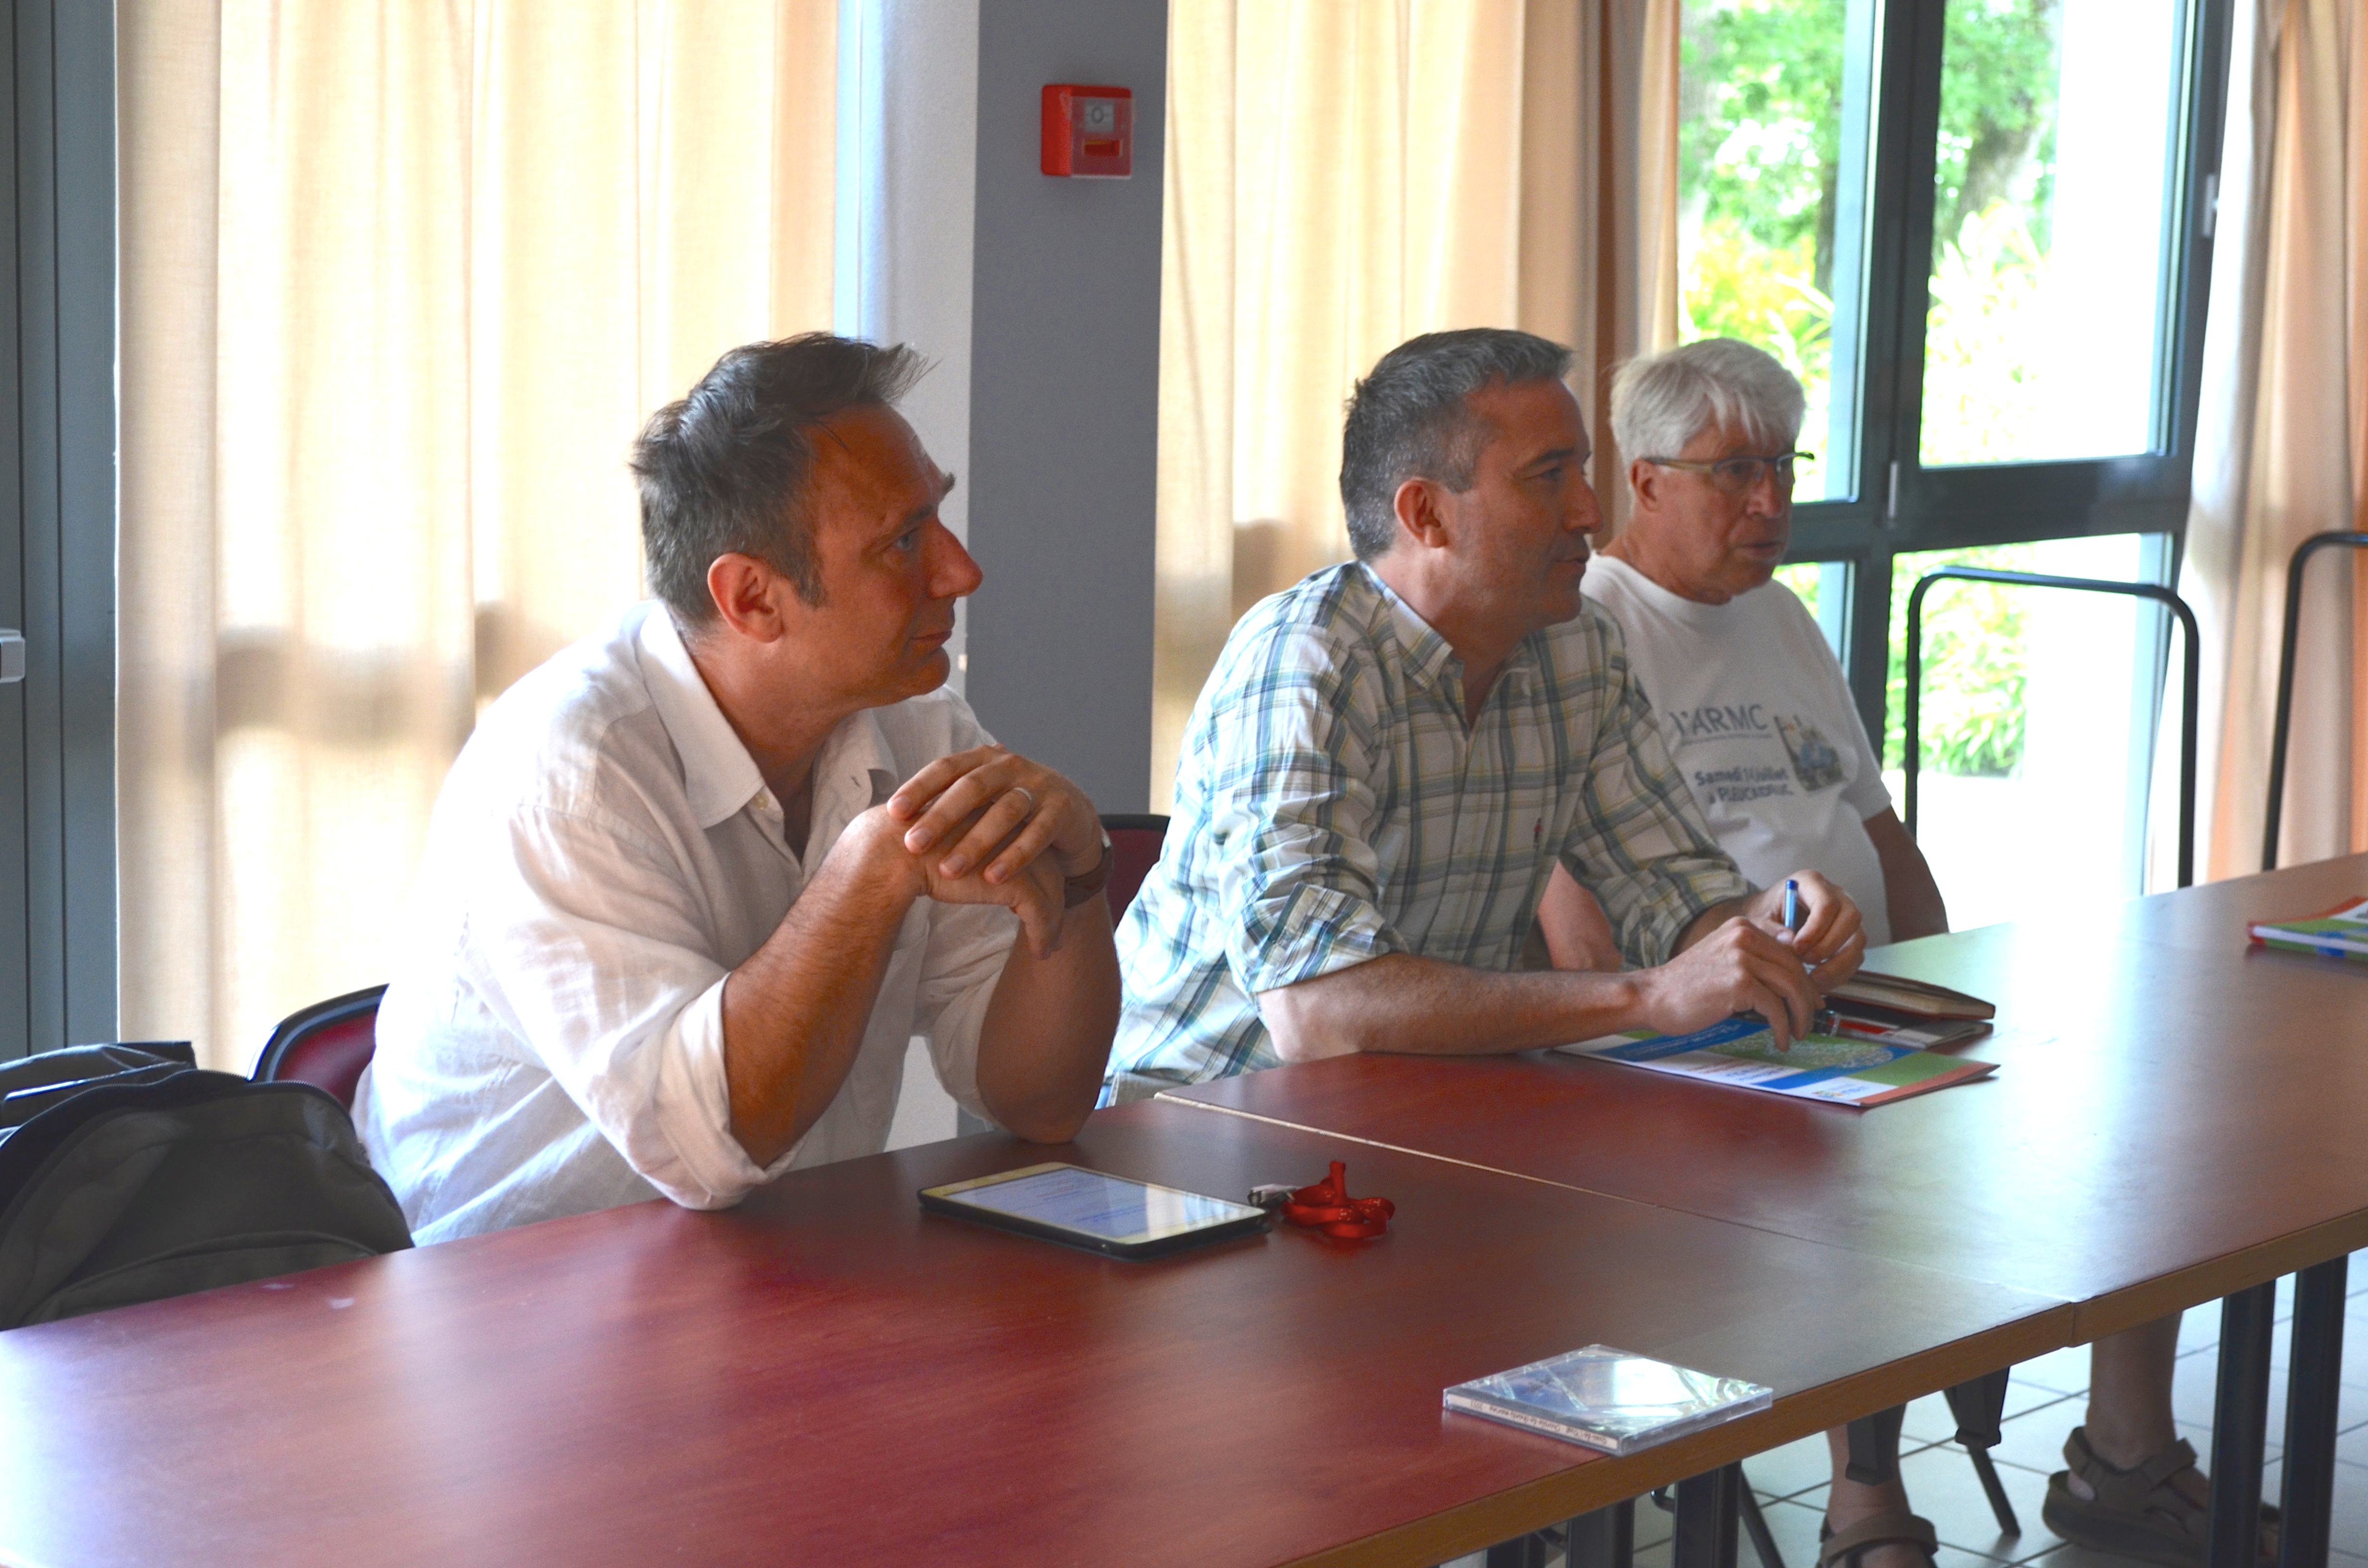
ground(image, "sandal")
xmin=1819 ymin=1511 xmax=1939 ymax=1568
xmin=2041 ymin=1426 xmax=2279 ymax=1568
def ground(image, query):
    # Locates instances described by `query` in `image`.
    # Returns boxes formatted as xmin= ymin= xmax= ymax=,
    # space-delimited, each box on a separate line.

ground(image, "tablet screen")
xmin=927 ymin=1163 xmax=1262 ymax=1245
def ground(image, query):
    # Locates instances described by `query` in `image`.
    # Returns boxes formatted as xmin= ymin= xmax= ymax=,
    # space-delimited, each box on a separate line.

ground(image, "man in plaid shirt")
xmin=1106 ymin=329 xmax=1866 ymax=1102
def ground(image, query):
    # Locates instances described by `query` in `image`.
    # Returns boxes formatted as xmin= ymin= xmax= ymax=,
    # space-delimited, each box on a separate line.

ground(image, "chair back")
xmin=251 ymin=985 xmax=387 ymax=1109
xmin=1101 ymin=814 xmax=1171 ymax=922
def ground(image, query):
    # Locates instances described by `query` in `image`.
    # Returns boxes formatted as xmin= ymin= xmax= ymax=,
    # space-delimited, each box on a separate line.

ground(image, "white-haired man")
xmin=1538 ymin=337 xmax=2233 ymax=1568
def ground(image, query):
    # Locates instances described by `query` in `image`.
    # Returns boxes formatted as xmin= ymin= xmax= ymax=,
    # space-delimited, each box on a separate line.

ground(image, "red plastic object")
xmin=1041 ymin=84 xmax=1133 ymax=178
xmin=1280 ymin=1161 xmax=1395 ymax=1240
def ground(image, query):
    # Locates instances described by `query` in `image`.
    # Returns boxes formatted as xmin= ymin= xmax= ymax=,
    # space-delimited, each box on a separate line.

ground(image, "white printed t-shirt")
xmin=1581 ymin=553 xmax=1896 ymax=945
xmin=355 ymin=600 xmax=1015 ymax=1243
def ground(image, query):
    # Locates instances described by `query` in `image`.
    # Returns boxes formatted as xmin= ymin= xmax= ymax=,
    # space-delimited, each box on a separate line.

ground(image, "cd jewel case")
xmin=1443 ymin=1344 xmax=1774 ymax=1455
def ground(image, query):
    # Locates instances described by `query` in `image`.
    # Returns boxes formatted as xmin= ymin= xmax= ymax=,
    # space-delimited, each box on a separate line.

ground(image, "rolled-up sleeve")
xmin=1564 ymin=649 xmax=1750 ymax=967
xmin=914 ymin=900 xmax=1017 ymax=1124
xmin=1206 ymin=635 xmax=1409 ymax=997
xmin=466 ymin=806 xmax=792 ymax=1211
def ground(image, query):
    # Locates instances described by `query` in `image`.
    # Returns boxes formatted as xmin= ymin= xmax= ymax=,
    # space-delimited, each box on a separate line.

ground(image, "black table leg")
xmin=1565 ymin=1498 xmax=1637 ymax=1568
xmin=2279 ymin=1257 xmax=2348 ymax=1568
xmin=1844 ymin=1405 xmax=1905 ymax=1485
xmin=1483 ymin=1533 xmax=1545 ymax=1568
xmin=1674 ymin=1466 xmax=1740 ymax=1568
xmin=2210 ymin=1281 xmax=2278 ymax=1568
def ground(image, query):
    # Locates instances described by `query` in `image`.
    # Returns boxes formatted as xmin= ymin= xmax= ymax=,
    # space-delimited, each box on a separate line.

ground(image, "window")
xmin=1679 ymin=0 xmax=2227 ymax=907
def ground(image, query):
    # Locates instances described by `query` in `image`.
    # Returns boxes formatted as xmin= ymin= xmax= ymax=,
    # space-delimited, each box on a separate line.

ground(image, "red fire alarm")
xmin=1041 ymin=85 xmax=1133 ymax=179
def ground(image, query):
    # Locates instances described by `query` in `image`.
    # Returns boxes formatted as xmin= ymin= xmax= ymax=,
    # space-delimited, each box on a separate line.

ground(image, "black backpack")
xmin=0 ymin=1042 xmax=413 ymax=1329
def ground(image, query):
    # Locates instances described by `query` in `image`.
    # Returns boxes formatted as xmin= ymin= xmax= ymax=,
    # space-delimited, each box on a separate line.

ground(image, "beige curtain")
xmin=2183 ymin=0 xmax=2368 ymax=879
xmin=119 ymin=0 xmax=837 ymax=1070
xmin=1153 ymin=0 xmax=1680 ymax=810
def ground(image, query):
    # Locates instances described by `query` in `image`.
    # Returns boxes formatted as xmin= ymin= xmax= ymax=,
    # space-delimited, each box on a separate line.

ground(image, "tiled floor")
xmin=1456 ymin=1253 xmax=2368 ymax=1568
xmin=1681 ymin=1255 xmax=2368 ymax=1568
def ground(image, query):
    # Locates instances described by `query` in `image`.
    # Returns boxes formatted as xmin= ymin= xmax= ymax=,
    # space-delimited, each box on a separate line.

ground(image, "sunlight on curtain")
xmin=2182 ymin=0 xmax=2367 ymax=878
xmin=1152 ymin=0 xmax=1679 ymax=810
xmin=119 ymin=0 xmax=837 ymax=1069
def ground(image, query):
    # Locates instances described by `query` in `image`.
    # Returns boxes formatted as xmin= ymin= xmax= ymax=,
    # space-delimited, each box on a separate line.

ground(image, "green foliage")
xmin=1882 ymin=544 xmax=2035 ymax=777
xmin=1679 ymin=0 xmax=1847 ymax=288
xmin=1679 ymin=0 xmax=2063 ymax=773
xmin=1920 ymin=205 xmax=2049 ymax=465
xmin=1677 ymin=0 xmax=2064 ymax=472
xmin=1772 ymin=560 xmax=1822 ymax=621
xmin=1933 ymin=0 xmax=2063 ymax=254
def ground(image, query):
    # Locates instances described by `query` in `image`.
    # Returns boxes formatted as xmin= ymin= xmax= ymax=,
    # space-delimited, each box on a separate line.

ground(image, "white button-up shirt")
xmin=356 ymin=601 xmax=1016 ymax=1243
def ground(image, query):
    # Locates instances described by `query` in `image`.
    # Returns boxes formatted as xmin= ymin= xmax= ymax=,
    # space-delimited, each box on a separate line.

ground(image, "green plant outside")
xmin=1883 ymin=544 xmax=2033 ymax=776
xmin=1685 ymin=0 xmax=2062 ymax=776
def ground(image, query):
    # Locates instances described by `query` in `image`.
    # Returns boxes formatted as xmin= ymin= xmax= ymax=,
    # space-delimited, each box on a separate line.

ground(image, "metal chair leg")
xmin=1943 ymin=1371 xmax=2020 ymax=1534
xmin=1738 ymin=1474 xmax=1786 ymax=1568
xmin=1963 ymin=1445 xmax=2021 ymax=1537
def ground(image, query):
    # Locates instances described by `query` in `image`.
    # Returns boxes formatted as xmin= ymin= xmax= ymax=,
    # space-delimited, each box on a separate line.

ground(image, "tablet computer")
xmin=919 ymin=1162 xmax=1270 ymax=1260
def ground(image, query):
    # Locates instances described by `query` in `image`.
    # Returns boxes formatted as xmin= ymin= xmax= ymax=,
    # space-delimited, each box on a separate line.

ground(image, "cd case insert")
xmin=1443 ymin=1344 xmax=1773 ymax=1455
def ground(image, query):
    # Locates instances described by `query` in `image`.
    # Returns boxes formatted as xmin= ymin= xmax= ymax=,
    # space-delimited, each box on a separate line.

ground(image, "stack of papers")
xmin=2248 ymin=896 xmax=2368 ymax=963
xmin=1444 ymin=1344 xmax=1772 ymax=1455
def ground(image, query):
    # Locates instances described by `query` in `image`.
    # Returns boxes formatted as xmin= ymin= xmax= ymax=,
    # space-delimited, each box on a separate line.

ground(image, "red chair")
xmin=1101 ymin=813 xmax=1170 ymax=921
xmin=251 ymin=985 xmax=386 ymax=1109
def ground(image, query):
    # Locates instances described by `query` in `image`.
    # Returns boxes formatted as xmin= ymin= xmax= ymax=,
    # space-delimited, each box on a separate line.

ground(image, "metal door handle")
xmin=0 ymin=630 xmax=23 ymax=683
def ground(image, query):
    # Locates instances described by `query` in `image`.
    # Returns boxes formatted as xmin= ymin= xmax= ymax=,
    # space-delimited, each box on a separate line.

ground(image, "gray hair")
xmin=630 ymin=333 xmax=929 ymax=626
xmin=1609 ymin=338 xmax=1805 ymax=465
xmin=1339 ymin=328 xmax=1575 ymax=560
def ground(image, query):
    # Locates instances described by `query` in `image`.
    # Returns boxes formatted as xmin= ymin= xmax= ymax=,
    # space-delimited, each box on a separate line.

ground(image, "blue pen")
xmin=1782 ymin=880 xmax=1838 ymax=1036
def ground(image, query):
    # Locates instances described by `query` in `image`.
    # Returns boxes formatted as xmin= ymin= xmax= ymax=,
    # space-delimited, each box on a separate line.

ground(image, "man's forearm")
xmin=721 ymin=813 xmax=917 ymax=1167
xmin=974 ymin=893 xmax=1120 ymax=1141
xmin=1676 ymin=894 xmax=1751 ymax=953
xmin=1864 ymin=809 xmax=1948 ymax=941
xmin=1260 ymin=952 xmax=1651 ymax=1062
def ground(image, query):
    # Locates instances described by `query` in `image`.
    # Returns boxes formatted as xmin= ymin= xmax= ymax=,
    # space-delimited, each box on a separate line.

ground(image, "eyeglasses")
xmin=1643 ymin=452 xmax=1813 ymax=495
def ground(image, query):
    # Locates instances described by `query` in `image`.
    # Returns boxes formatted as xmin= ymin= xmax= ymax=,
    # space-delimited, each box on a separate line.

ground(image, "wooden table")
xmin=0 ymin=1099 xmax=2070 ymax=1568
xmin=1160 ymin=855 xmax=2368 ymax=1568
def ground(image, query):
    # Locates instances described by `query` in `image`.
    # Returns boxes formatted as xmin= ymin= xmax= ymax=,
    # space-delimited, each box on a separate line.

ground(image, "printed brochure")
xmin=2248 ymin=896 xmax=2368 ymax=964
xmin=1557 ymin=1016 xmax=1997 ymax=1108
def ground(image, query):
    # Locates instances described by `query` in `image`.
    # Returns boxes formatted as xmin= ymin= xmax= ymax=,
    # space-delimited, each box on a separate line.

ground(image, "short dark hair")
xmin=1338 ymin=328 xmax=1575 ymax=560
xmin=630 ymin=333 xmax=928 ymax=624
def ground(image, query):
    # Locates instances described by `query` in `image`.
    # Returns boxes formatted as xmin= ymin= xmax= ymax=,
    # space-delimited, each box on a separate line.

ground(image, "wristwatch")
xmin=1063 ymin=827 xmax=1114 ymax=908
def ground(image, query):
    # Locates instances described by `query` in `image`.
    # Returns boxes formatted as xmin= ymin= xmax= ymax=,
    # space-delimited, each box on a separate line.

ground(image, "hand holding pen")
xmin=1785 ymin=879 xmax=1839 ymax=1037
xmin=1760 ymin=870 xmax=1864 ymax=988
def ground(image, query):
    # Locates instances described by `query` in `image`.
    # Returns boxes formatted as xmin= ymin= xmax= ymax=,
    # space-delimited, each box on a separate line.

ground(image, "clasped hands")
xmin=861 ymin=745 xmax=1102 ymax=959
xmin=1638 ymin=870 xmax=1866 ymax=1052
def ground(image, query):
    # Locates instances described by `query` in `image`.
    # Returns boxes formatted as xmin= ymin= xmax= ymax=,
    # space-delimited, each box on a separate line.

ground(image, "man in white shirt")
xmin=358 ymin=334 xmax=1119 ymax=1243
xmin=1547 ymin=338 xmax=1946 ymax=958
xmin=1542 ymin=338 xmax=2222 ymax=1568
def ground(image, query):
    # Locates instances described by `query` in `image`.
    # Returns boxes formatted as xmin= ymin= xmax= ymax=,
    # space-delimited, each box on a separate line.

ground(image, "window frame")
xmin=1772 ymin=0 xmax=2234 ymax=747
xmin=0 ymin=1 xmax=118 ymax=1060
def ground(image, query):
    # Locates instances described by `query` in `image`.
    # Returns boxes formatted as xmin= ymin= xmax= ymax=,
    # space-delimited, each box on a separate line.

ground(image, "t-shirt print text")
xmin=1663 ymin=702 xmax=1846 ymax=796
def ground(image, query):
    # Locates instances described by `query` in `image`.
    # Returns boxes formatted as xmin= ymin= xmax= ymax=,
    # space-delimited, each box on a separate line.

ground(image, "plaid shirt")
xmin=1108 ymin=561 xmax=1747 ymax=1099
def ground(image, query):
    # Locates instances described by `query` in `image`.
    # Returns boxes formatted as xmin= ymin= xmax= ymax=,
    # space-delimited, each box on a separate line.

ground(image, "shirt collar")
xmin=807 ymin=705 xmax=903 ymax=838
xmin=639 ymin=605 xmax=765 ymax=829
xmin=1360 ymin=563 xmax=1542 ymax=702
xmin=636 ymin=603 xmax=902 ymax=833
